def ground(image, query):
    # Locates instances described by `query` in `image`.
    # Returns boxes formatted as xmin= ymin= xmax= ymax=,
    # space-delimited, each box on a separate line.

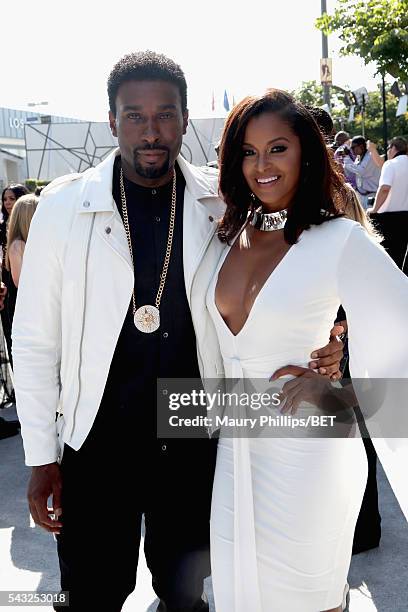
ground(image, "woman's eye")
xmin=243 ymin=149 xmax=255 ymax=157
xmin=269 ymin=145 xmax=287 ymax=154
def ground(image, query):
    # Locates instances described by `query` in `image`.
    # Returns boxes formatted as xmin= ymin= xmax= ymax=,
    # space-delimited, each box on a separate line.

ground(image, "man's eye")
xmin=159 ymin=113 xmax=173 ymax=120
xmin=128 ymin=113 xmax=142 ymax=120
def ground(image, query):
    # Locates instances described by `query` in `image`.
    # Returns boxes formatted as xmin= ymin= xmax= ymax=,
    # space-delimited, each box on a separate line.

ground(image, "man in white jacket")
xmin=12 ymin=51 xmax=343 ymax=611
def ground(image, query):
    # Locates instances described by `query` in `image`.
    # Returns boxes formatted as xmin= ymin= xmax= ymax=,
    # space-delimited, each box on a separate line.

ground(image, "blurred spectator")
xmin=6 ymin=194 xmax=39 ymax=288
xmin=368 ymin=137 xmax=408 ymax=272
xmin=305 ymin=105 xmax=334 ymax=142
xmin=344 ymin=136 xmax=381 ymax=209
xmin=0 ymin=185 xmax=29 ymax=405
xmin=3 ymin=194 xmax=39 ymax=363
xmin=0 ymin=184 xmax=29 ymax=257
xmin=34 ymin=185 xmax=45 ymax=197
xmin=333 ymin=132 xmax=357 ymax=189
xmin=333 ymin=130 xmax=350 ymax=150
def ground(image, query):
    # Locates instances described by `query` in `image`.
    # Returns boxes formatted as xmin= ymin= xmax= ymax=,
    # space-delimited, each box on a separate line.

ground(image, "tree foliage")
xmin=316 ymin=0 xmax=408 ymax=80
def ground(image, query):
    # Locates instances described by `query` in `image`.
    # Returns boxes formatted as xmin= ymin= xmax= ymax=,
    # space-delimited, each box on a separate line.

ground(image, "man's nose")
xmin=142 ymin=119 xmax=160 ymax=144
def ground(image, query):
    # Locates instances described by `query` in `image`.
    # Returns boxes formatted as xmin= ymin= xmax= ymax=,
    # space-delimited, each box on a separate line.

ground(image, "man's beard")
xmin=133 ymin=146 xmax=171 ymax=179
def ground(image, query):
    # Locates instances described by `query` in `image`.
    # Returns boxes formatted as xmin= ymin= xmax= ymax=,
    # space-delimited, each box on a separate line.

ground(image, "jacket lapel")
xmin=177 ymin=156 xmax=225 ymax=302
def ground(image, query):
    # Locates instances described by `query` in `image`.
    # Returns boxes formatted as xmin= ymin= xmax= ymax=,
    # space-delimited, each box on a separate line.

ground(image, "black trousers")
xmin=54 ymin=406 xmax=217 ymax=612
xmin=370 ymin=210 xmax=408 ymax=273
xmin=352 ymin=436 xmax=381 ymax=554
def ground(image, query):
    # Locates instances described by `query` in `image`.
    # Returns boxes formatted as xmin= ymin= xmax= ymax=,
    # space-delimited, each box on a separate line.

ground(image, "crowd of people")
xmin=1 ymin=50 xmax=408 ymax=612
xmin=330 ymin=130 xmax=408 ymax=272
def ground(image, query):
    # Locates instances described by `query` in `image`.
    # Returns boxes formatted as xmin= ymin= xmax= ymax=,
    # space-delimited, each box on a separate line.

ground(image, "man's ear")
xmin=182 ymin=110 xmax=189 ymax=135
xmin=109 ymin=111 xmax=117 ymax=138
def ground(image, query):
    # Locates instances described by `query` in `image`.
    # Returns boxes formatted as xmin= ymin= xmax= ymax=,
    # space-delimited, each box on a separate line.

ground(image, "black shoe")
xmin=0 ymin=416 xmax=20 ymax=440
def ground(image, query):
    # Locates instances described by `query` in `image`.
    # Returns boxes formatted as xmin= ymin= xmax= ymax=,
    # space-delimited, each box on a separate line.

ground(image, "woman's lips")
xmin=255 ymin=175 xmax=281 ymax=188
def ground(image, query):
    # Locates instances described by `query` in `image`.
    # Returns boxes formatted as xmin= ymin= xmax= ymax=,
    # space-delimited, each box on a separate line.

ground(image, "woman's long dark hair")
xmin=1 ymin=184 xmax=29 ymax=223
xmin=218 ymin=89 xmax=348 ymax=244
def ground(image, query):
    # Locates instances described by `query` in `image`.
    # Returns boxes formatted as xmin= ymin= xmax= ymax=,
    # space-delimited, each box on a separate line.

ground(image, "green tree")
xmin=291 ymin=80 xmax=346 ymax=108
xmin=316 ymin=0 xmax=408 ymax=80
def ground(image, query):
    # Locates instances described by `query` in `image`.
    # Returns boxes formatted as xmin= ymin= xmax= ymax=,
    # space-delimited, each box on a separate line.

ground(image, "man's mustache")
xmin=134 ymin=145 xmax=170 ymax=153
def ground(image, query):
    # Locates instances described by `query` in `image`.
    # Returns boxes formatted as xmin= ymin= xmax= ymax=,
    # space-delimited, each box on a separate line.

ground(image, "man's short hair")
xmin=390 ymin=136 xmax=408 ymax=154
xmin=107 ymin=50 xmax=188 ymax=116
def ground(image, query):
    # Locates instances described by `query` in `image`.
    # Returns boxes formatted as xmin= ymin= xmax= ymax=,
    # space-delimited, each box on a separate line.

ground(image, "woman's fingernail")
xmin=310 ymin=361 xmax=317 ymax=369
xmin=311 ymin=352 xmax=318 ymax=359
xmin=319 ymin=368 xmax=327 ymax=374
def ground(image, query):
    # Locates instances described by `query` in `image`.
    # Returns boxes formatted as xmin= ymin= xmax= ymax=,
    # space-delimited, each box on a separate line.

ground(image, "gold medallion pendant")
xmin=134 ymin=305 xmax=160 ymax=333
xmin=119 ymin=166 xmax=176 ymax=334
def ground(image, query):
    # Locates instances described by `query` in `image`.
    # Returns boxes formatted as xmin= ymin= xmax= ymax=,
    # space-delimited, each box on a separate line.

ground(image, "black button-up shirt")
xmin=96 ymin=157 xmax=201 ymax=446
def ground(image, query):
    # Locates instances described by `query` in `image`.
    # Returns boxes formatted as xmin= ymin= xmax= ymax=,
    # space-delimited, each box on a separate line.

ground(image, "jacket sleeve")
xmin=12 ymin=194 xmax=63 ymax=466
xmin=337 ymin=223 xmax=408 ymax=520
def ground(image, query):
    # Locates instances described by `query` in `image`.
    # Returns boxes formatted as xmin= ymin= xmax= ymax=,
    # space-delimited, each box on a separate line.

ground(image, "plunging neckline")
xmin=213 ymin=232 xmax=299 ymax=338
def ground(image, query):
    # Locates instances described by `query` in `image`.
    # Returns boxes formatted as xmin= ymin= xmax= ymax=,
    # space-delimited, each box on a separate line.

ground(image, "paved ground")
xmin=1 ymin=403 xmax=407 ymax=611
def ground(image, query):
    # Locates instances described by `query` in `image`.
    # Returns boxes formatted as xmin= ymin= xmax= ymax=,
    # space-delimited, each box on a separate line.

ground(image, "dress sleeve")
xmin=337 ymin=223 xmax=408 ymax=520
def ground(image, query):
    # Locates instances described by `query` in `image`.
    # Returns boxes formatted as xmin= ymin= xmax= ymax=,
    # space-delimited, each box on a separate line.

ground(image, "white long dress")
xmin=206 ymin=218 xmax=408 ymax=612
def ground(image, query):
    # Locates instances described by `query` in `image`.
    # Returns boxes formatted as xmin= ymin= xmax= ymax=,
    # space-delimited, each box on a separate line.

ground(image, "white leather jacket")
xmin=13 ymin=150 xmax=226 ymax=466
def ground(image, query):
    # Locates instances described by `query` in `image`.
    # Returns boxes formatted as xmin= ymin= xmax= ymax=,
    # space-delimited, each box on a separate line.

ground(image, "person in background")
xmin=332 ymin=130 xmax=350 ymax=151
xmin=333 ymin=132 xmax=357 ymax=189
xmin=304 ymin=105 xmax=334 ymax=143
xmin=368 ymin=137 xmax=408 ymax=273
xmin=0 ymin=184 xmax=29 ymax=365
xmin=34 ymin=185 xmax=46 ymax=197
xmin=344 ymin=136 xmax=380 ymax=209
xmin=0 ymin=184 xmax=29 ymax=254
xmin=6 ymin=192 xmax=39 ymax=293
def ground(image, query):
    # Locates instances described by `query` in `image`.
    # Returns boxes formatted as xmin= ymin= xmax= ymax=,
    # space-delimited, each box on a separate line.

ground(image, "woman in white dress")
xmin=205 ymin=90 xmax=408 ymax=611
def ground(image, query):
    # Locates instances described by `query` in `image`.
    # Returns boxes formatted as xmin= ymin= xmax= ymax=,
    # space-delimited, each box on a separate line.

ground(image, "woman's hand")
xmin=270 ymin=324 xmax=345 ymax=383
xmin=271 ymin=366 xmax=333 ymax=414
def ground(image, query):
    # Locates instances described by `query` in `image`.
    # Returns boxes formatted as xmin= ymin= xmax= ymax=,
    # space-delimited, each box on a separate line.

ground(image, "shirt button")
xmin=83 ymin=200 xmax=90 ymax=208
xmin=208 ymin=215 xmax=214 ymax=222
xmin=105 ymin=226 xmax=111 ymax=234
xmin=152 ymin=189 xmax=157 ymax=195
xmin=155 ymin=216 xmax=160 ymax=222
xmin=163 ymin=332 xmax=169 ymax=338
xmin=162 ymin=444 xmax=167 ymax=451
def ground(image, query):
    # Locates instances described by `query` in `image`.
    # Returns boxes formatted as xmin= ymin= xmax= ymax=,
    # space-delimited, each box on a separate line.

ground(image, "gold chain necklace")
xmin=119 ymin=166 xmax=176 ymax=333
